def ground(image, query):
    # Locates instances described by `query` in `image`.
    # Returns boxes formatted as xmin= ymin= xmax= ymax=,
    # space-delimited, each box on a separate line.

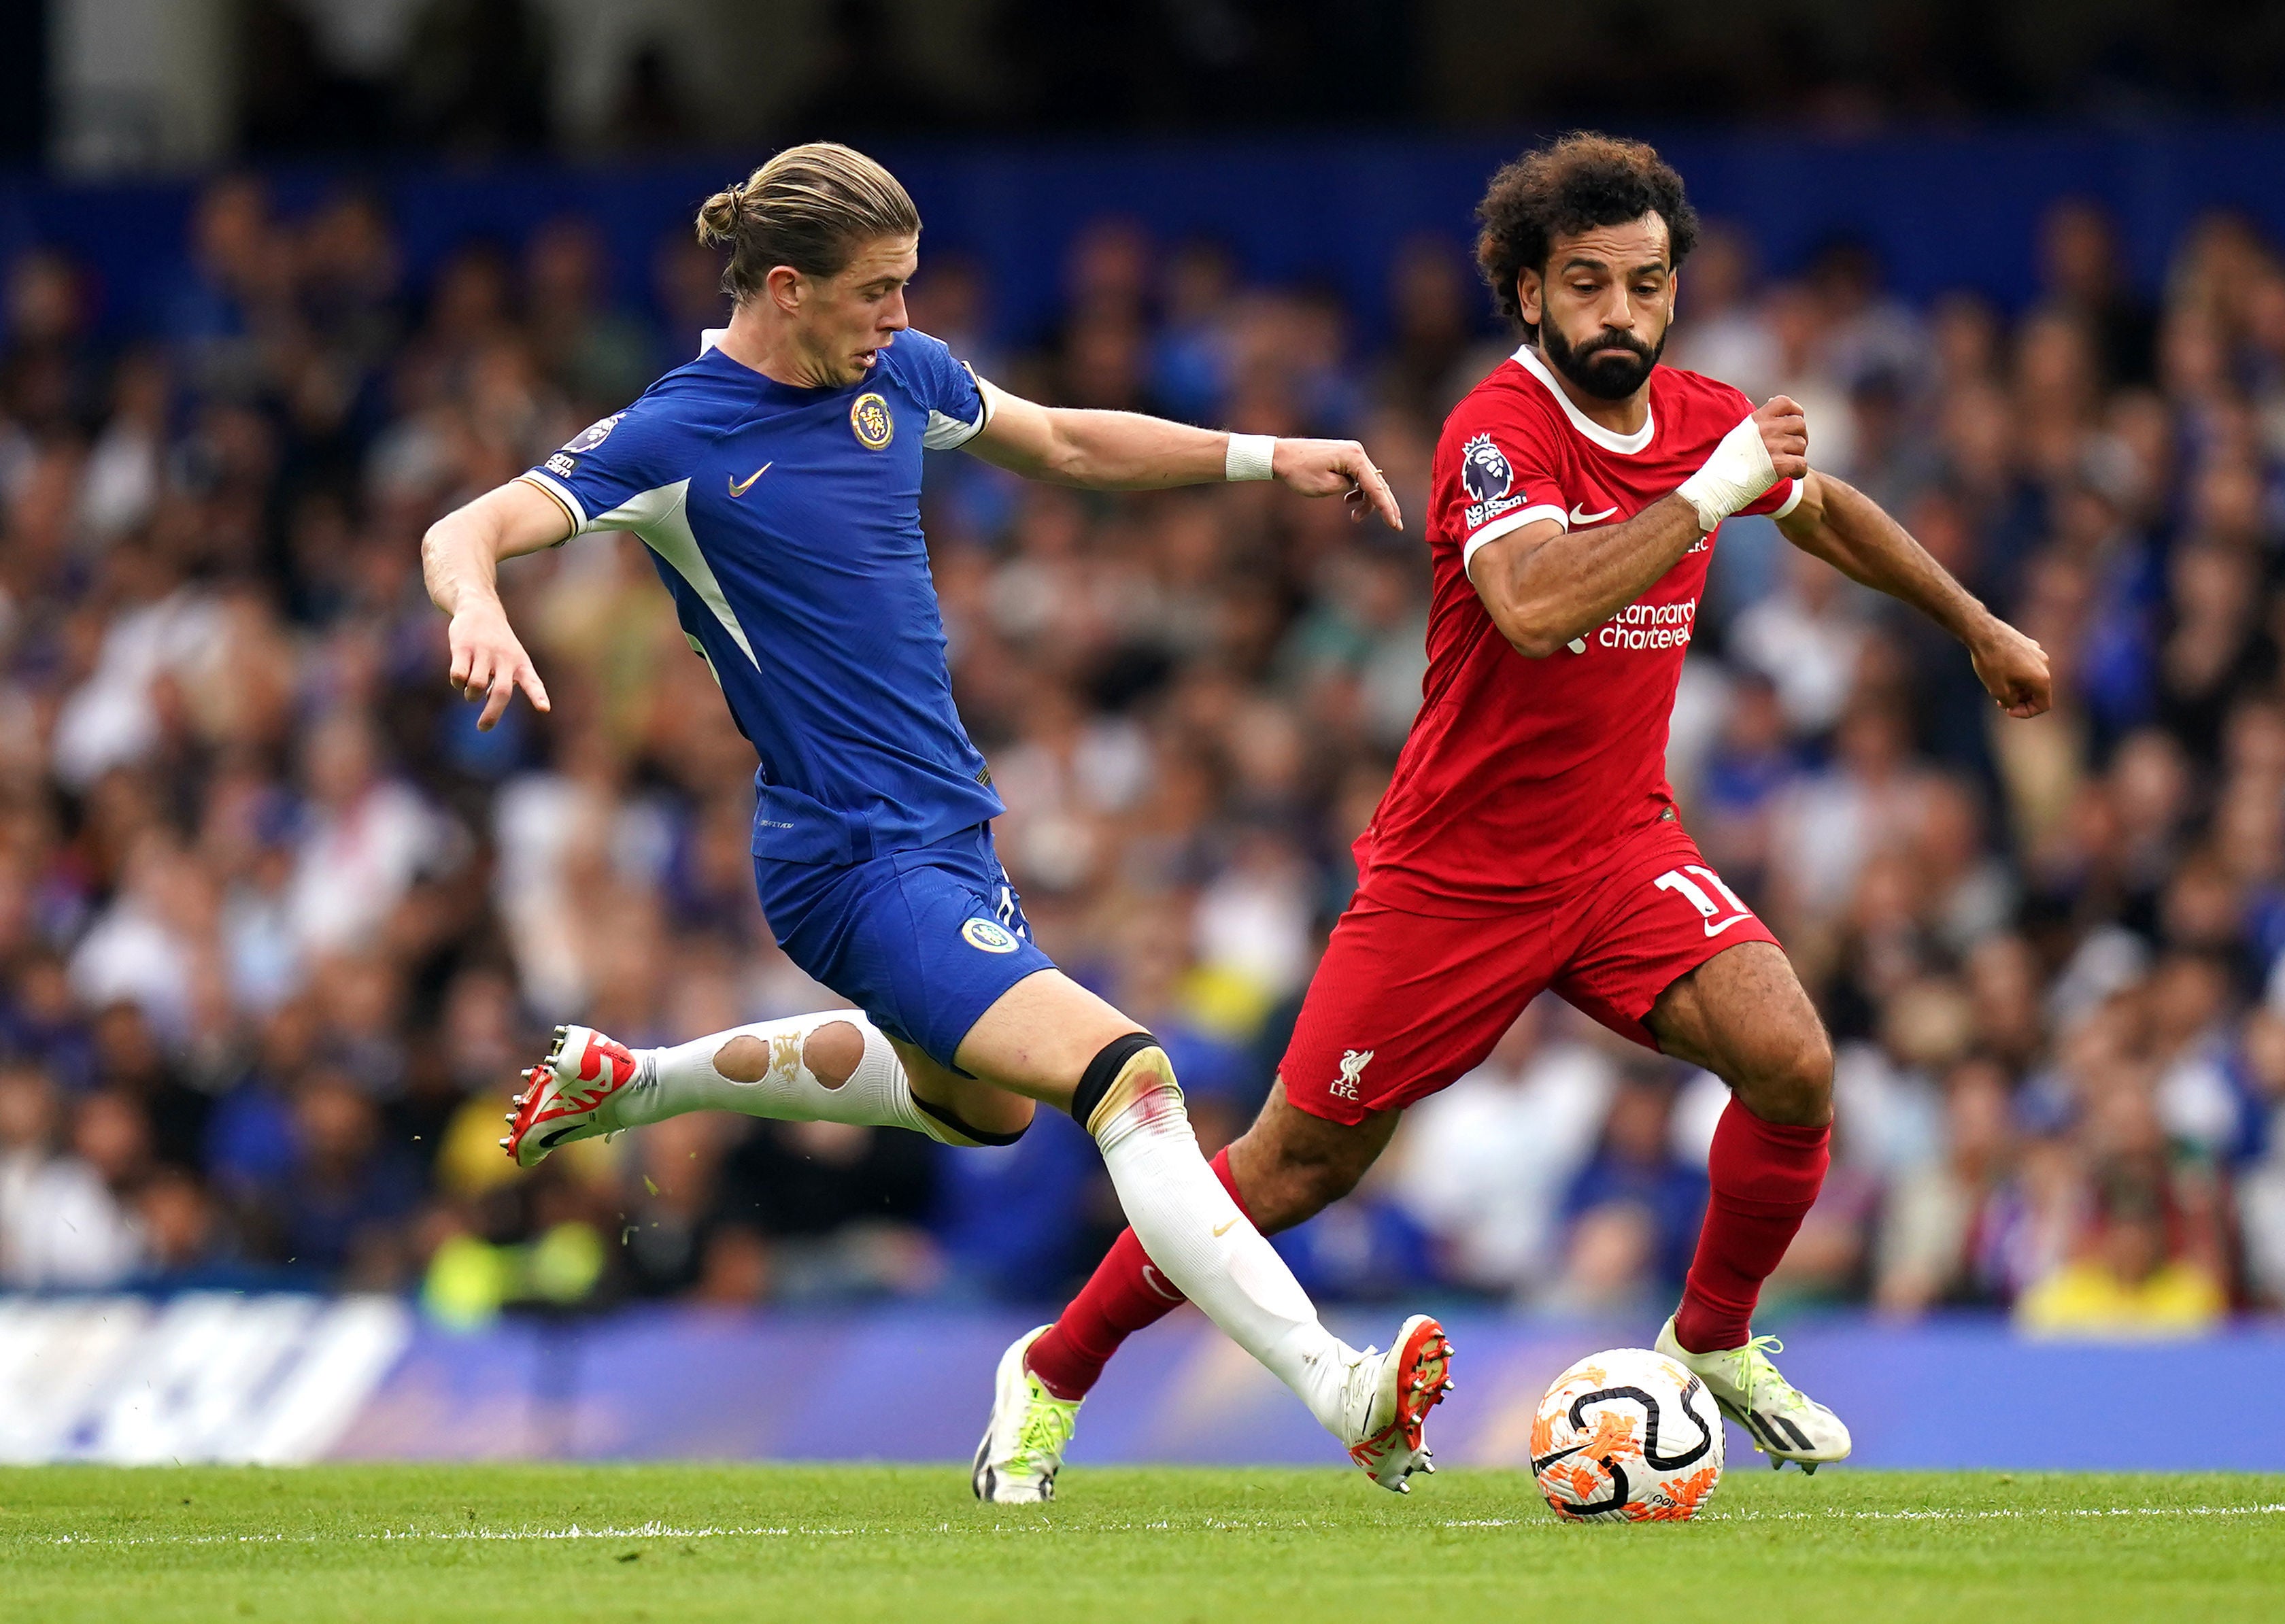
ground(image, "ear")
xmin=1516 ymin=266 xmax=1542 ymax=331
xmin=765 ymin=263 xmax=804 ymax=316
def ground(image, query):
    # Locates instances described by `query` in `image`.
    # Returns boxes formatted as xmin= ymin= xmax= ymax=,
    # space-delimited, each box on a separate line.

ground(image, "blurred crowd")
xmin=2 ymin=171 xmax=2284 ymax=1341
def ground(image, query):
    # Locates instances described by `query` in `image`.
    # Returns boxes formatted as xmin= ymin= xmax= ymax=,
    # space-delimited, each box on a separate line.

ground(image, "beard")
xmin=1540 ymin=320 xmax=1664 ymax=401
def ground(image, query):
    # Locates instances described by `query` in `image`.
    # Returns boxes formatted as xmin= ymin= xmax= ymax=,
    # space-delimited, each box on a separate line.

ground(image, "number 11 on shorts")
xmin=1654 ymin=864 xmax=1755 ymax=936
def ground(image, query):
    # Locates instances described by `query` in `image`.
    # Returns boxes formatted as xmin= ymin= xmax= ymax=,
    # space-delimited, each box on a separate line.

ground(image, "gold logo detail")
xmin=850 ymin=392 xmax=893 ymax=450
xmin=1212 ymin=1217 xmax=1239 ymax=1237
xmin=961 ymin=918 xmax=1019 ymax=954
xmin=728 ymin=461 xmax=772 ymax=496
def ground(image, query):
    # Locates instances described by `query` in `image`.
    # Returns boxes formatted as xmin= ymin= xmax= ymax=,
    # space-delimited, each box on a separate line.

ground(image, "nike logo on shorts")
xmin=728 ymin=462 xmax=773 ymax=496
xmin=1212 ymin=1217 xmax=1238 ymax=1237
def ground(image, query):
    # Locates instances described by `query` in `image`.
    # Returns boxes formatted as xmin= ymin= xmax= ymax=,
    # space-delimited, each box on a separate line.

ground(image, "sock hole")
xmin=802 ymin=1021 xmax=864 ymax=1089
xmin=713 ymin=1035 xmax=772 ymax=1084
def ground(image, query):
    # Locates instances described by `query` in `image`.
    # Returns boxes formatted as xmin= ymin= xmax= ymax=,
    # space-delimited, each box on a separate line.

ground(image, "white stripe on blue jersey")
xmin=520 ymin=328 xmax=1001 ymax=865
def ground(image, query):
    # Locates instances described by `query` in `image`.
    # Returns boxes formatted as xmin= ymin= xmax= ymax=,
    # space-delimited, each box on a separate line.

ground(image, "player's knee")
xmin=953 ymin=1089 xmax=1035 ymax=1140
xmin=1744 ymin=1022 xmax=1833 ymax=1126
xmin=801 ymin=1020 xmax=864 ymax=1089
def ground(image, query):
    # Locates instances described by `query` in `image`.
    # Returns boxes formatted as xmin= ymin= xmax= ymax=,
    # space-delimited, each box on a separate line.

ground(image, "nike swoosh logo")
xmin=1568 ymin=502 xmax=1617 ymax=525
xmin=1212 ymin=1217 xmax=1239 ymax=1237
xmin=727 ymin=462 xmax=773 ymax=497
xmin=536 ymin=1123 xmax=588 ymax=1149
xmin=1142 ymin=1265 xmax=1185 ymax=1302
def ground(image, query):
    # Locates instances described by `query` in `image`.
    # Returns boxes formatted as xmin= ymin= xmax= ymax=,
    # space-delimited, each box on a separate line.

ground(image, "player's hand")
xmin=1270 ymin=438 xmax=1404 ymax=530
xmin=1969 ymin=617 xmax=2051 ymax=719
xmin=1753 ymin=396 xmax=1809 ymax=482
xmin=447 ymin=602 xmax=552 ymax=731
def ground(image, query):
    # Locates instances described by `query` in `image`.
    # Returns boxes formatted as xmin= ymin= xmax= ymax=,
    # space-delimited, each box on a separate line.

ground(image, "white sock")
xmin=1089 ymin=1054 xmax=1360 ymax=1438
xmin=611 ymin=1010 xmax=951 ymax=1141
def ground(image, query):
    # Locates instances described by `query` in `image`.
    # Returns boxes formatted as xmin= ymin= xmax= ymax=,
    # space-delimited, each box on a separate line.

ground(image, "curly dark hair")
xmin=1474 ymin=133 xmax=1699 ymax=339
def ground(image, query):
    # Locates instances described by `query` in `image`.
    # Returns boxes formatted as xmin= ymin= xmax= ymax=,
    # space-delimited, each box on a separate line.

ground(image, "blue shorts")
xmin=752 ymin=823 xmax=1055 ymax=1070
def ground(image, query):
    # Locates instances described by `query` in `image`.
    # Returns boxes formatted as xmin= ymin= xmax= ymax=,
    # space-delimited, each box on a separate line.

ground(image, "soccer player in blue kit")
xmin=421 ymin=145 xmax=1453 ymax=1502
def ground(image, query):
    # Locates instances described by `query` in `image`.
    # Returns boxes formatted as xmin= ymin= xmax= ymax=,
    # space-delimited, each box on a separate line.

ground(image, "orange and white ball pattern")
xmin=1531 ymin=1347 xmax=1725 ymax=1522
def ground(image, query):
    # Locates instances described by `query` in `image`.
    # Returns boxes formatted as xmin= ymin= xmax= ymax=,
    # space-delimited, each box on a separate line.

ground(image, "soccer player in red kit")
xmin=972 ymin=133 xmax=2052 ymax=1500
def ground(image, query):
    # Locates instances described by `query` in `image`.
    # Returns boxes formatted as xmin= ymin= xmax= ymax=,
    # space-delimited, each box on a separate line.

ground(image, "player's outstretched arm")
xmin=420 ymin=478 xmax=573 ymax=730
xmin=1472 ymin=398 xmax=1807 ymax=658
xmin=966 ymin=382 xmax=1402 ymax=528
xmin=1774 ymin=472 xmax=2051 ymax=720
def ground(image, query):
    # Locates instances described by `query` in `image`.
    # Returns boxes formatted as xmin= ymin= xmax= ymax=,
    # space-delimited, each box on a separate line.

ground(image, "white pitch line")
xmin=14 ymin=1504 xmax=2285 ymax=1547
xmin=1707 ymin=1504 xmax=2285 ymax=1523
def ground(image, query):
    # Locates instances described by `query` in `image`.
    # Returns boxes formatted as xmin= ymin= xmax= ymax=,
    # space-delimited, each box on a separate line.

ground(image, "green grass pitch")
xmin=4 ymin=1464 xmax=2280 ymax=1623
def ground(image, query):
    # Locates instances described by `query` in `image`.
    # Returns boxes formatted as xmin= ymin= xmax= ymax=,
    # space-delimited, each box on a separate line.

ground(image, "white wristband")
xmin=1676 ymin=412 xmax=1780 ymax=531
xmin=1225 ymin=433 xmax=1276 ymax=483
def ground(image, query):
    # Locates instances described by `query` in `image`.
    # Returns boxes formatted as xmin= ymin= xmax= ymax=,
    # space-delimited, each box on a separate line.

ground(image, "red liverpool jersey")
xmin=1358 ymin=343 xmax=1801 ymax=916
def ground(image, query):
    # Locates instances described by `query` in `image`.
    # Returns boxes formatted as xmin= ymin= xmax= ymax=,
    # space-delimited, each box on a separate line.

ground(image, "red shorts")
xmin=1280 ymin=819 xmax=1780 ymax=1125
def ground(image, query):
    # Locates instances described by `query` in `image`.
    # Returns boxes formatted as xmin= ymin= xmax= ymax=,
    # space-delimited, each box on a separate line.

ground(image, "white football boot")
xmin=973 ymin=1325 xmax=1082 ymax=1504
xmin=501 ymin=1024 xmax=644 ymax=1168
xmin=1339 ymin=1314 xmax=1455 ymax=1492
xmin=1655 ymin=1315 xmax=1850 ymax=1472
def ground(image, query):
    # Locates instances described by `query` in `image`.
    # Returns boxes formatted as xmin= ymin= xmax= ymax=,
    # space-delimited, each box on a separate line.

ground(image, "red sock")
xmin=1674 ymin=1100 xmax=1830 ymax=1354
xmin=1025 ymin=1146 xmax=1251 ymax=1400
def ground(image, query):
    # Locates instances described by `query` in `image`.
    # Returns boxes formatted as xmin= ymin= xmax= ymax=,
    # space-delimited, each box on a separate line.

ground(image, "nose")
xmin=883 ymin=289 xmax=910 ymax=333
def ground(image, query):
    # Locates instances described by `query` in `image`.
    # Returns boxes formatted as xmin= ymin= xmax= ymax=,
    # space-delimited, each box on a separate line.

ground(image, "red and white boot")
xmin=501 ymin=1024 xmax=643 ymax=1167
xmin=1342 ymin=1314 xmax=1456 ymax=1492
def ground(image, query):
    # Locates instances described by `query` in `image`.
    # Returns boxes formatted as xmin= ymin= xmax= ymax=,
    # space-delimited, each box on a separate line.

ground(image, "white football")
xmin=1531 ymin=1347 xmax=1724 ymax=1522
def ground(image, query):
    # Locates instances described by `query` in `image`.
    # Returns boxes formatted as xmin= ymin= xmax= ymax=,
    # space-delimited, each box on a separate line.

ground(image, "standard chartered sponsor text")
xmin=1597 ymin=598 xmax=1696 ymax=651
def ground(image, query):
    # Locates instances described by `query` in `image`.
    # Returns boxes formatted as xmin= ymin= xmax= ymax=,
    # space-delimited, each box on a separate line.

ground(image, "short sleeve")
xmin=1436 ymin=405 xmax=1570 ymax=578
xmin=1741 ymin=475 xmax=1804 ymax=519
xmin=519 ymin=396 xmax=688 ymax=535
xmin=900 ymin=331 xmax=991 ymax=450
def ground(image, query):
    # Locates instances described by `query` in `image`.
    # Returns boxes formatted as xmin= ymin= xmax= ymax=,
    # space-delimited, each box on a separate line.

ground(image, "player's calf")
xmin=1648 ymin=942 xmax=1839 ymax=1375
xmin=503 ymin=1010 xmax=1030 ymax=1166
xmin=1224 ymin=1080 xmax=1397 ymax=1228
xmin=1023 ymin=1083 xmax=1395 ymax=1403
xmin=712 ymin=1019 xmax=864 ymax=1088
xmin=626 ymin=1009 xmax=1026 ymax=1146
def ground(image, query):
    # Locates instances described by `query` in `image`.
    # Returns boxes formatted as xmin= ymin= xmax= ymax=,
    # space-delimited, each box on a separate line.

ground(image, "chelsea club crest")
xmin=850 ymin=392 xmax=894 ymax=450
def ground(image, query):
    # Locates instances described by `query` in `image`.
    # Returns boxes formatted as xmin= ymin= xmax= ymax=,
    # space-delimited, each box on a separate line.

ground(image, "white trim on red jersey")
xmin=1511 ymin=343 xmax=1656 ymax=455
xmin=1510 ymin=342 xmax=1806 ymax=518
xmin=1461 ymin=503 xmax=1568 ymax=579
xmin=1458 ymin=347 xmax=1805 ymax=583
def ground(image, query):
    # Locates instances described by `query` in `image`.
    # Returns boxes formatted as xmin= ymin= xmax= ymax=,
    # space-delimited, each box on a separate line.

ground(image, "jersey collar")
xmin=697 ymin=327 xmax=873 ymax=405
xmin=1511 ymin=342 xmax=1656 ymax=456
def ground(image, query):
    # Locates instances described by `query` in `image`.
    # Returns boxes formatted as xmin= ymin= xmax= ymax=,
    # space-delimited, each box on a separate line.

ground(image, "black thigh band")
xmin=1070 ymin=1030 xmax=1162 ymax=1126
xmin=911 ymin=1092 xmax=1028 ymax=1147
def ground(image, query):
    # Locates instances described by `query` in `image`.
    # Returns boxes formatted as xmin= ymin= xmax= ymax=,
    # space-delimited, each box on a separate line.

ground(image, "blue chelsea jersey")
xmin=520 ymin=328 xmax=1005 ymax=864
